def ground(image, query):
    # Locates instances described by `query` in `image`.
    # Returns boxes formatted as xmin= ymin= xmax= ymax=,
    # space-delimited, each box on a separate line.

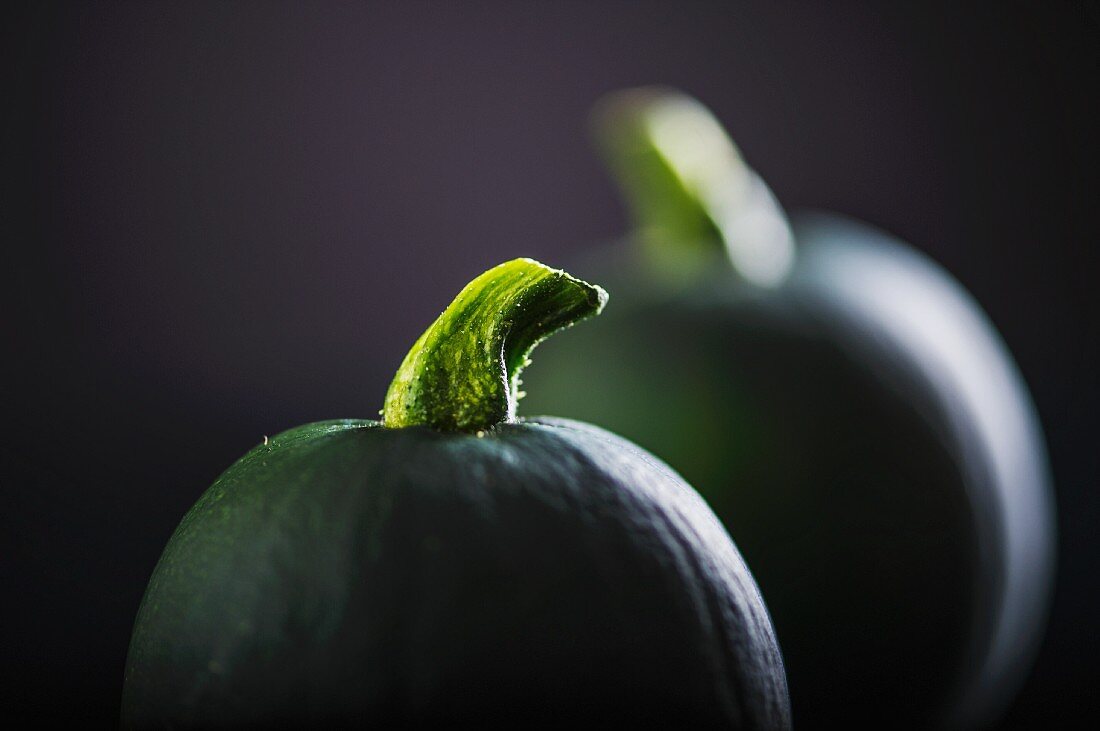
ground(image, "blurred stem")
xmin=593 ymin=87 xmax=795 ymax=288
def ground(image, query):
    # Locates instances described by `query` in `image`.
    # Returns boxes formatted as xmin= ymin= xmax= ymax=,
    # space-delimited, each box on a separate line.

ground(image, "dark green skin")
xmin=122 ymin=417 xmax=790 ymax=728
xmin=523 ymin=215 xmax=1055 ymax=728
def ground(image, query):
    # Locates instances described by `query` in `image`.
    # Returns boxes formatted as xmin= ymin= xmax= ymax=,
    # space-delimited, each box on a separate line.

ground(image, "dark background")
xmin=3 ymin=1 xmax=1097 ymax=726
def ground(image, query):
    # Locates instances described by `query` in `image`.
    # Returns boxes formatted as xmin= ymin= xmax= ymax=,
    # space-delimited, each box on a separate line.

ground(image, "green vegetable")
xmin=122 ymin=258 xmax=791 ymax=728
xmin=523 ymin=89 xmax=1056 ymax=728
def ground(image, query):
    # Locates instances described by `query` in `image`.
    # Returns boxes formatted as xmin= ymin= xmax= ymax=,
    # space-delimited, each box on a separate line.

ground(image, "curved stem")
xmin=593 ymin=87 xmax=796 ymax=287
xmin=383 ymin=258 xmax=608 ymax=432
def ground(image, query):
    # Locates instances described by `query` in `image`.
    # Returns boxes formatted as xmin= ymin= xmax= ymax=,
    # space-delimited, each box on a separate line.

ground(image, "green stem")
xmin=593 ymin=87 xmax=795 ymax=287
xmin=383 ymin=258 xmax=608 ymax=432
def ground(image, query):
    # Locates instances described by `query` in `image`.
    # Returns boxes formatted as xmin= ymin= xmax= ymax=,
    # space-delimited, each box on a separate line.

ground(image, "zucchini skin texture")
xmin=524 ymin=214 xmax=1055 ymax=727
xmin=122 ymin=418 xmax=790 ymax=729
